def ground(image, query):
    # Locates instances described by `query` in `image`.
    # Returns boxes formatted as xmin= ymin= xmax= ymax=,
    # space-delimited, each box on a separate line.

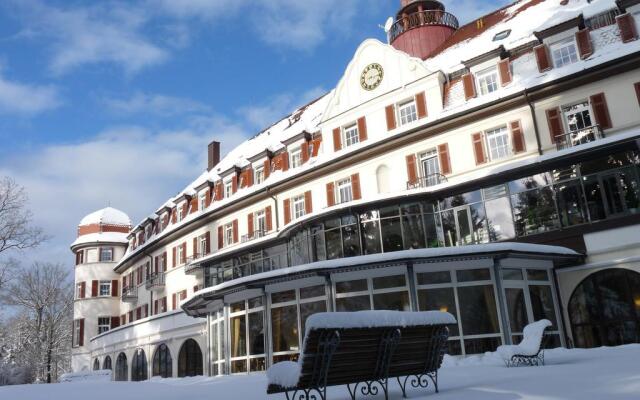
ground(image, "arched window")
xmin=93 ymin=358 xmax=100 ymax=371
xmin=131 ymin=348 xmax=148 ymax=382
xmin=178 ymin=339 xmax=203 ymax=377
xmin=115 ymin=352 xmax=128 ymax=381
xmin=152 ymin=343 xmax=173 ymax=378
xmin=569 ymin=269 xmax=640 ymax=348
xmin=376 ymin=165 xmax=390 ymax=194
xmin=103 ymin=355 xmax=112 ymax=370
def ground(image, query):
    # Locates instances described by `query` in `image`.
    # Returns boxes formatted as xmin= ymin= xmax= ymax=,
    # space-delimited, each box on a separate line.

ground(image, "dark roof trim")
xmin=534 ymin=14 xmax=584 ymax=41
xmin=248 ymin=150 xmax=272 ymax=163
xmin=462 ymin=45 xmax=506 ymax=68
xmin=281 ymin=130 xmax=312 ymax=146
xmin=617 ymin=0 xmax=640 ymax=11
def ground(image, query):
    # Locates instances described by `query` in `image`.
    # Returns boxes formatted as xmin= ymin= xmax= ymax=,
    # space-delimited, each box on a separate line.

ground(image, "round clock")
xmin=360 ymin=63 xmax=384 ymax=91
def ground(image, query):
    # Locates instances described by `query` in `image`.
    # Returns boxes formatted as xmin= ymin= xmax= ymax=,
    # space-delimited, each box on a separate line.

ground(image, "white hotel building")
xmin=71 ymin=0 xmax=640 ymax=381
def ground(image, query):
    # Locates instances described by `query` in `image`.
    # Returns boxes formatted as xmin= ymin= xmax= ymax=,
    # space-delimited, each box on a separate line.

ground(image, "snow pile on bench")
xmin=266 ymin=311 xmax=456 ymax=388
xmin=304 ymin=310 xmax=456 ymax=336
xmin=497 ymin=319 xmax=552 ymax=360
xmin=59 ymin=370 xmax=112 ymax=383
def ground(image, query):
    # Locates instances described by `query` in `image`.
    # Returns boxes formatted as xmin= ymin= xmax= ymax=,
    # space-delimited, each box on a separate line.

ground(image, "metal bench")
xmin=266 ymin=322 xmax=450 ymax=400
xmin=498 ymin=319 xmax=552 ymax=367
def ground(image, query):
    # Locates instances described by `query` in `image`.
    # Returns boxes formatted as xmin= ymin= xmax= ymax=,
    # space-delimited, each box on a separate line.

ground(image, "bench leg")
xmin=347 ymin=379 xmax=389 ymax=400
xmin=286 ymin=387 xmax=327 ymax=400
xmin=396 ymin=372 xmax=439 ymax=398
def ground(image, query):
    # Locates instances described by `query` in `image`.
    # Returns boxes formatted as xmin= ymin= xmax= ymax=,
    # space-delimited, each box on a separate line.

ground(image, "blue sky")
xmin=0 ymin=0 xmax=508 ymax=265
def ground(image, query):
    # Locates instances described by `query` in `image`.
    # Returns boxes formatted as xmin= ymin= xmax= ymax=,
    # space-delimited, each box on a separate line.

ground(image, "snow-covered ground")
xmin=2 ymin=345 xmax=639 ymax=400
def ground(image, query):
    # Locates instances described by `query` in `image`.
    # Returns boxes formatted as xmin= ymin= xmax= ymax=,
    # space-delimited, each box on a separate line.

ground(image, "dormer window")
xmin=398 ymin=99 xmax=418 ymax=126
xmin=177 ymin=205 xmax=185 ymax=222
xmin=550 ymin=37 xmax=578 ymax=68
xmin=290 ymin=147 xmax=302 ymax=168
xmin=199 ymin=191 xmax=207 ymax=211
xmin=343 ymin=124 xmax=359 ymax=148
xmin=224 ymin=180 xmax=233 ymax=198
xmin=255 ymin=166 xmax=265 ymax=184
xmin=476 ymin=66 xmax=499 ymax=96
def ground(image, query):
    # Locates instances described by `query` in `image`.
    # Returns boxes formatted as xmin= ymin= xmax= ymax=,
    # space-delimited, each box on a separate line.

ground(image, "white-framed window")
xmin=562 ymin=101 xmax=593 ymax=132
xmin=224 ymin=180 xmax=233 ymax=198
xmin=97 ymin=317 xmax=110 ymax=335
xmin=292 ymin=195 xmax=306 ymax=220
xmin=199 ymin=234 xmax=207 ymax=256
xmin=255 ymin=167 xmax=265 ymax=184
xmin=290 ymin=147 xmax=302 ymax=168
xmin=419 ymin=148 xmax=440 ymax=179
xmin=177 ymin=205 xmax=185 ymax=222
xmin=224 ymin=223 xmax=234 ymax=246
xmin=75 ymin=283 xmax=83 ymax=299
xmin=99 ymin=280 xmax=111 ymax=297
xmin=398 ymin=100 xmax=418 ymax=126
xmin=335 ymin=178 xmax=353 ymax=204
xmin=99 ymin=247 xmax=113 ymax=262
xmin=343 ymin=124 xmax=359 ymax=148
xmin=86 ymin=248 xmax=98 ymax=263
xmin=177 ymin=245 xmax=184 ymax=266
xmin=199 ymin=191 xmax=207 ymax=211
xmin=73 ymin=320 xmax=82 ymax=347
xmin=485 ymin=126 xmax=511 ymax=161
xmin=255 ymin=209 xmax=267 ymax=236
xmin=476 ymin=66 xmax=499 ymax=96
xmin=550 ymin=37 xmax=578 ymax=68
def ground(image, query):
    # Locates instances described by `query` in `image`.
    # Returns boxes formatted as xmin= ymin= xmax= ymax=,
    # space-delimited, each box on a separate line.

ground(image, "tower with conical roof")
xmin=70 ymin=207 xmax=131 ymax=372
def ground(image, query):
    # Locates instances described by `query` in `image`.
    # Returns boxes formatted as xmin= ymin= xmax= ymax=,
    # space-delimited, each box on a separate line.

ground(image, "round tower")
xmin=388 ymin=0 xmax=459 ymax=60
xmin=70 ymin=207 xmax=131 ymax=372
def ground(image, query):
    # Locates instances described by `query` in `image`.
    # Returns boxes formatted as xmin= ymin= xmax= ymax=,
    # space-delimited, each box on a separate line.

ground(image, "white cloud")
xmin=0 ymin=70 xmax=61 ymax=115
xmin=103 ymin=92 xmax=211 ymax=117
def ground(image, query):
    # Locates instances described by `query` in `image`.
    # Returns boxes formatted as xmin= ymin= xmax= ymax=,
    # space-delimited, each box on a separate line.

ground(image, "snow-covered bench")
xmin=266 ymin=310 xmax=455 ymax=400
xmin=497 ymin=319 xmax=552 ymax=367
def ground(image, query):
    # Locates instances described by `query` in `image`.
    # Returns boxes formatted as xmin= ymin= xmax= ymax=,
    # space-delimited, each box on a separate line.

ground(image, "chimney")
xmin=207 ymin=141 xmax=220 ymax=171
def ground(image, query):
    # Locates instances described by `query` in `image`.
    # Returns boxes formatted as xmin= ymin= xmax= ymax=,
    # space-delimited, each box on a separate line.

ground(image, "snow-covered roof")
xmin=79 ymin=207 xmax=131 ymax=227
xmin=70 ymin=232 xmax=129 ymax=248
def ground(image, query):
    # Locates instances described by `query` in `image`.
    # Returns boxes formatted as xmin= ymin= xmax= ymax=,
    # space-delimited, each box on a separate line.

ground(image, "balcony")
xmin=241 ymin=229 xmax=266 ymax=244
xmin=555 ymin=125 xmax=605 ymax=151
xmin=389 ymin=10 xmax=459 ymax=43
xmin=121 ymin=285 xmax=137 ymax=303
xmin=407 ymin=173 xmax=448 ymax=190
xmin=184 ymin=253 xmax=204 ymax=275
xmin=145 ymin=272 xmax=165 ymax=291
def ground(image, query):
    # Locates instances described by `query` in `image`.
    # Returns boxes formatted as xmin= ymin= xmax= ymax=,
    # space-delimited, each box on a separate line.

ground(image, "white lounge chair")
xmin=497 ymin=319 xmax=552 ymax=367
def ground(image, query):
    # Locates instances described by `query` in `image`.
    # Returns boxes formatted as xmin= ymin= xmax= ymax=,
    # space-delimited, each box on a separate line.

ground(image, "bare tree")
xmin=1 ymin=263 xmax=73 ymax=383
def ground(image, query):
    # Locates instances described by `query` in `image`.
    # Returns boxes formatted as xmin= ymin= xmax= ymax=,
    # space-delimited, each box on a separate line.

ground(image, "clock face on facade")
xmin=360 ymin=63 xmax=384 ymax=91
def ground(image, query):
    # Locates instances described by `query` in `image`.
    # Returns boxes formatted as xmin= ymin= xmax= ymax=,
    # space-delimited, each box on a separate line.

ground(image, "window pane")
xmin=373 ymin=291 xmax=410 ymax=311
xmin=402 ymin=214 xmax=426 ymax=250
xmin=248 ymin=297 xmax=263 ymax=309
xmin=336 ymin=295 xmax=371 ymax=311
xmin=325 ymin=228 xmax=343 ymax=260
xmin=381 ymin=217 xmax=403 ymax=252
xmin=527 ymin=269 xmax=549 ymax=281
xmin=457 ymin=285 xmax=500 ymax=335
xmin=555 ymin=181 xmax=587 ymax=227
xmin=505 ymin=288 xmax=527 ymax=333
xmin=231 ymin=360 xmax=247 ymax=373
xmin=271 ymin=290 xmax=296 ymax=304
xmin=416 ymin=271 xmax=451 ymax=285
xmin=456 ymin=268 xmax=491 ymax=282
xmin=248 ymin=311 xmax=264 ymax=356
xmin=361 ymin=219 xmax=382 ymax=255
xmin=417 ymin=288 xmax=459 ymax=336
xmin=485 ymin=197 xmax=515 ymax=241
xmin=300 ymin=300 xmax=327 ymax=334
xmin=423 ymin=212 xmax=440 ymax=248
xmin=336 ymin=279 xmax=367 ymax=294
xmin=372 ymin=275 xmax=406 ymax=290
xmin=529 ymin=285 xmax=558 ymax=327
xmin=582 ymin=175 xmax=607 ymax=221
xmin=511 ymin=186 xmax=559 ymax=236
xmin=342 ymin=224 xmax=361 ymax=257
xmin=440 ymin=210 xmax=457 ymax=247
xmin=230 ymin=301 xmax=245 ymax=313
xmin=501 ymin=268 xmax=523 ymax=280
xmin=464 ymin=337 xmax=501 ymax=355
xmin=230 ymin=315 xmax=246 ymax=357
xmin=300 ymin=285 xmax=325 ymax=299
xmin=271 ymin=305 xmax=299 ymax=353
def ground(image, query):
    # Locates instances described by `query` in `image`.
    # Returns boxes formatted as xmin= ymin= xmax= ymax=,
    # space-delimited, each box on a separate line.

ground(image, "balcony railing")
xmin=121 ymin=285 xmax=137 ymax=303
xmin=241 ymin=229 xmax=266 ymax=244
xmin=389 ymin=10 xmax=459 ymax=43
xmin=144 ymin=271 xmax=165 ymax=291
xmin=184 ymin=253 xmax=204 ymax=275
xmin=407 ymin=173 xmax=448 ymax=190
xmin=555 ymin=125 xmax=605 ymax=151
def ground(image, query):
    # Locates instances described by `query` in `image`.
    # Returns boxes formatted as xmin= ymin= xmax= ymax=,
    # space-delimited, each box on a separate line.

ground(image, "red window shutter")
xmin=181 ymin=243 xmax=187 ymax=264
xmin=498 ymin=59 xmax=512 ymax=86
xmin=232 ymin=220 xmax=239 ymax=243
xmin=191 ymin=197 xmax=198 ymax=213
xmin=284 ymin=199 xmax=291 ymax=224
xmin=154 ymin=256 xmax=159 ymax=273
xmin=617 ymin=13 xmax=638 ymax=43
xmin=438 ymin=143 xmax=452 ymax=175
xmin=128 ymin=311 xmax=133 ymax=322
xmin=510 ymin=120 xmax=526 ymax=154
xmin=193 ymin=285 xmax=199 ymax=292
xmin=247 ymin=213 xmax=254 ymax=237
xmin=144 ymin=304 xmax=148 ymax=318
xmin=111 ymin=316 xmax=119 ymax=329
xmin=545 ymin=107 xmax=564 ymax=143
xmin=162 ymin=297 xmax=167 ymax=312
xmin=263 ymin=159 xmax=271 ymax=179
xmin=154 ymin=299 xmax=158 ymax=315
xmin=215 ymin=181 xmax=223 ymax=200
xmin=304 ymin=191 xmax=313 ymax=214
xmin=205 ymin=188 xmax=212 ymax=207
xmin=301 ymin=141 xmax=310 ymax=163
xmin=635 ymin=82 xmax=640 ymax=107
xmin=136 ymin=307 xmax=141 ymax=320
xmin=265 ymin=206 xmax=273 ymax=231
xmin=111 ymin=280 xmax=118 ymax=297
xmin=181 ymin=202 xmax=188 ymax=218
xmin=472 ymin=133 xmax=487 ymax=165
xmin=281 ymin=151 xmax=289 ymax=171
xmin=326 ymin=182 xmax=335 ymax=207
xmin=231 ymin=175 xmax=238 ymax=194
xmin=91 ymin=280 xmax=98 ymax=297
xmin=351 ymin=173 xmax=361 ymax=200
xmin=218 ymin=226 xmax=224 ymax=249
xmin=357 ymin=117 xmax=368 ymax=141
xmin=204 ymin=232 xmax=210 ymax=254
xmin=590 ymin=92 xmax=612 ymax=129
xmin=171 ymin=209 xmax=177 ymax=224
xmin=193 ymin=237 xmax=198 ymax=257
xmin=172 ymin=293 xmax=177 ymax=310
xmin=311 ymin=137 xmax=322 ymax=157
xmin=246 ymin=168 xmax=254 ymax=187
xmin=80 ymin=282 xmax=86 ymax=299
xmin=462 ymin=73 xmax=476 ymax=100
xmin=534 ymin=44 xmax=552 ymax=72
xmin=332 ymin=127 xmax=342 ymax=151
xmin=385 ymin=105 xmax=396 ymax=131
xmin=416 ymin=92 xmax=428 ymax=119
xmin=79 ymin=319 xmax=84 ymax=346
xmin=575 ymin=29 xmax=593 ymax=59
xmin=172 ymin=247 xmax=177 ymax=267
xmin=162 ymin=252 xmax=167 ymax=271
xmin=406 ymin=154 xmax=418 ymax=185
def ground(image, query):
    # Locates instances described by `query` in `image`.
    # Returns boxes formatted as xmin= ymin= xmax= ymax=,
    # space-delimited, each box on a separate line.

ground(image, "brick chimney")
xmin=208 ymin=141 xmax=220 ymax=171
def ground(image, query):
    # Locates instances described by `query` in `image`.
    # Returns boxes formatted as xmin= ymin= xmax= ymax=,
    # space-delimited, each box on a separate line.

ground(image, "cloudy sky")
xmin=0 ymin=0 xmax=509 ymax=267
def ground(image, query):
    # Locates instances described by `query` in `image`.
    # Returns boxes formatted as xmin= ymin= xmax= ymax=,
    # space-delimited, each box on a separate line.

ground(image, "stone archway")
xmin=178 ymin=339 xmax=203 ymax=377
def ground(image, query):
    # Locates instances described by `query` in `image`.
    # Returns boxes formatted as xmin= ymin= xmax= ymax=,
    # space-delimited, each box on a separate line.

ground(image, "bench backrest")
xmin=296 ymin=324 xmax=449 ymax=388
